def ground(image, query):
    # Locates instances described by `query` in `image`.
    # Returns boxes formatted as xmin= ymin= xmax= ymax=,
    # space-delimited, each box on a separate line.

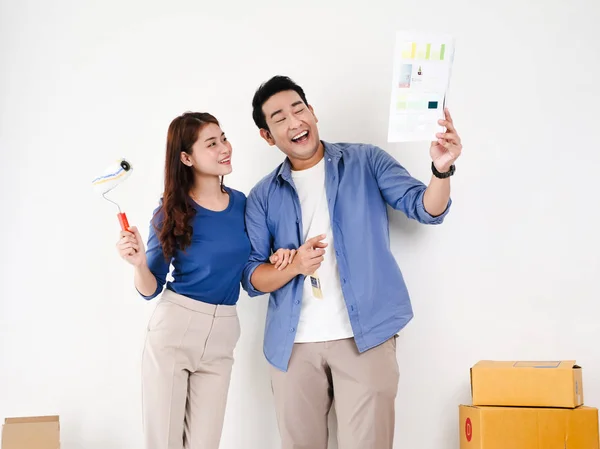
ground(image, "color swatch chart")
xmin=387 ymin=31 xmax=455 ymax=143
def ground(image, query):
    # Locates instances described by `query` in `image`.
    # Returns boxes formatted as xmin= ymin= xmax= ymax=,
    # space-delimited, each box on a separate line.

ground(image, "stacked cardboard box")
xmin=459 ymin=360 xmax=599 ymax=449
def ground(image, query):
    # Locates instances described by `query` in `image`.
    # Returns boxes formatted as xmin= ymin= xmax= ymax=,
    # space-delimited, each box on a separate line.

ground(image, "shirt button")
xmin=294 ymin=300 xmax=300 ymax=305
xmin=290 ymin=327 xmax=295 ymax=332
xmin=327 ymin=158 xmax=331 ymax=162
xmin=342 ymin=278 xmax=347 ymax=284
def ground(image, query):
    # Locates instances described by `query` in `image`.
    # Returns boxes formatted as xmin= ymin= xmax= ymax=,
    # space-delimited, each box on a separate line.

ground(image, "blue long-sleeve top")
xmin=140 ymin=186 xmax=251 ymax=305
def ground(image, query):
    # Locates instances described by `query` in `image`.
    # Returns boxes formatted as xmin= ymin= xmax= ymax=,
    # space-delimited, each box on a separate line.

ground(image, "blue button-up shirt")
xmin=242 ymin=141 xmax=452 ymax=371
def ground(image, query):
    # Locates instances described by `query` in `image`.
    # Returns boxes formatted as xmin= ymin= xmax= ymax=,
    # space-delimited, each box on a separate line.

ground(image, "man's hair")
xmin=251 ymin=75 xmax=309 ymax=130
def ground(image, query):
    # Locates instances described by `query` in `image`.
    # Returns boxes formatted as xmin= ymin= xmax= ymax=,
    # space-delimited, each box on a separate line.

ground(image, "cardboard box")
xmin=471 ymin=360 xmax=583 ymax=408
xmin=1 ymin=415 xmax=60 ymax=449
xmin=459 ymin=405 xmax=599 ymax=449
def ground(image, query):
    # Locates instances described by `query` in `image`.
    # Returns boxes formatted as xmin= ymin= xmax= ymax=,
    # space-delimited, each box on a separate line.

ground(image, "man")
xmin=241 ymin=75 xmax=462 ymax=449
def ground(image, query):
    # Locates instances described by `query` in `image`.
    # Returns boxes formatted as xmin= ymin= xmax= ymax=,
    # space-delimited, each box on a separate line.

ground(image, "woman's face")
xmin=181 ymin=123 xmax=232 ymax=177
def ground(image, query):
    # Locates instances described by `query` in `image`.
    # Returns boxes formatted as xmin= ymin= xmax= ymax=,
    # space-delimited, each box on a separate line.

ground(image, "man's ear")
xmin=308 ymin=104 xmax=318 ymax=124
xmin=180 ymin=151 xmax=193 ymax=166
xmin=259 ymin=128 xmax=276 ymax=146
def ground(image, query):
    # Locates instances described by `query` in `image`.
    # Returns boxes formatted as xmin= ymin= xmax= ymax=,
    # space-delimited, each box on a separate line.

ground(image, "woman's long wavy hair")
xmin=154 ymin=112 xmax=224 ymax=260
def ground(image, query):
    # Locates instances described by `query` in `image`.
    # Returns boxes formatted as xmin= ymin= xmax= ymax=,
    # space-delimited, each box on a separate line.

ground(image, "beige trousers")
xmin=270 ymin=336 xmax=399 ymax=449
xmin=141 ymin=289 xmax=241 ymax=449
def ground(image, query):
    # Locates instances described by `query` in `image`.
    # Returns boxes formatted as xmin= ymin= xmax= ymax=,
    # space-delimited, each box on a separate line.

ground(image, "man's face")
xmin=260 ymin=90 xmax=320 ymax=164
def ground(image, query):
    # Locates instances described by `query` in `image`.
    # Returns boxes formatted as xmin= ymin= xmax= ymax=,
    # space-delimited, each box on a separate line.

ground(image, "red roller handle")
xmin=117 ymin=212 xmax=130 ymax=231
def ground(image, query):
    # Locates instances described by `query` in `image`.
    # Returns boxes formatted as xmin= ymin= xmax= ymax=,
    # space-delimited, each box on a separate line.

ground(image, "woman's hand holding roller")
xmin=116 ymin=226 xmax=147 ymax=267
xmin=116 ymin=226 xmax=157 ymax=297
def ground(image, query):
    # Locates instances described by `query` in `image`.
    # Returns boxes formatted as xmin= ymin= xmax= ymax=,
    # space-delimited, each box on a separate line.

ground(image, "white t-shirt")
xmin=291 ymin=157 xmax=354 ymax=343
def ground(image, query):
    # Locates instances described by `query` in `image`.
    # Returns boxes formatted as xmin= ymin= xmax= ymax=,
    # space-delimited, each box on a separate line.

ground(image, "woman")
xmin=116 ymin=112 xmax=294 ymax=449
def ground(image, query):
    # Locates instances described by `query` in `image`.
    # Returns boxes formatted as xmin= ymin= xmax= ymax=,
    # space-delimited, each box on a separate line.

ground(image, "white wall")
xmin=1 ymin=0 xmax=599 ymax=447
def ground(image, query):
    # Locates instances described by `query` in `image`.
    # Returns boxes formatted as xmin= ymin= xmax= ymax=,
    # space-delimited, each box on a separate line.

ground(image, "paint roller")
xmin=92 ymin=158 xmax=133 ymax=231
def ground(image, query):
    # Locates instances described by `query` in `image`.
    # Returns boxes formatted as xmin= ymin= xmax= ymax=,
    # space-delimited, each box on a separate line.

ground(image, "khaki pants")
xmin=141 ymin=289 xmax=241 ymax=449
xmin=270 ymin=336 xmax=399 ymax=449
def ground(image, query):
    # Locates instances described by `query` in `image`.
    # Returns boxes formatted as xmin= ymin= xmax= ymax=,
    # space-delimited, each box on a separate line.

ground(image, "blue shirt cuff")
xmin=136 ymin=283 xmax=162 ymax=301
xmin=242 ymin=261 xmax=266 ymax=297
xmin=417 ymin=194 xmax=452 ymax=224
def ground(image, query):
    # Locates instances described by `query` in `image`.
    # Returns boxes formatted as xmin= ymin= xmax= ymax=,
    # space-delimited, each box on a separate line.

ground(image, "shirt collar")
xmin=276 ymin=141 xmax=341 ymax=184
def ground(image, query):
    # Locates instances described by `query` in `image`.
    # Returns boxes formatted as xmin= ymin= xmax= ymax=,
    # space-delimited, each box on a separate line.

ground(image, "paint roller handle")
xmin=118 ymin=212 xmax=130 ymax=231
